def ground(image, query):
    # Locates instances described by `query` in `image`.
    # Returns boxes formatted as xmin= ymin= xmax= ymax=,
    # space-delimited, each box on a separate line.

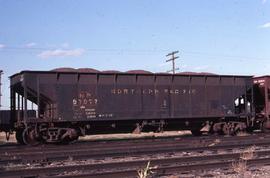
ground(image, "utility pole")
xmin=166 ymin=51 xmax=179 ymax=74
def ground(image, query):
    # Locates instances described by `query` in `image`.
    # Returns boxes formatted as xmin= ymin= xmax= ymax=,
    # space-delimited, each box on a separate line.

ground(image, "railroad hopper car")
xmin=8 ymin=69 xmax=258 ymax=144
xmin=0 ymin=70 xmax=36 ymax=135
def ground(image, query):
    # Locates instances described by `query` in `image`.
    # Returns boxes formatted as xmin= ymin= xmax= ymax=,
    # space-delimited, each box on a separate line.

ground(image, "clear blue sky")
xmin=0 ymin=0 xmax=270 ymax=108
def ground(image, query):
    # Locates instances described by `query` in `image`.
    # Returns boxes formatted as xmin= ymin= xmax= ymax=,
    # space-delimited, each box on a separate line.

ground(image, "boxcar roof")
xmin=10 ymin=70 xmax=253 ymax=79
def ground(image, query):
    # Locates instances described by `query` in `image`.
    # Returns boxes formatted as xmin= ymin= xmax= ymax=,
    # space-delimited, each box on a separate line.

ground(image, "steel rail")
xmin=1 ymin=135 xmax=270 ymax=166
xmin=1 ymin=133 xmax=268 ymax=153
xmin=1 ymin=149 xmax=270 ymax=178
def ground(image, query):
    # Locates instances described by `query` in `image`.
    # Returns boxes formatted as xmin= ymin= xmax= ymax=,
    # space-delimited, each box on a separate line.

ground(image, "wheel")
xmin=262 ymin=121 xmax=270 ymax=133
xmin=22 ymin=128 xmax=40 ymax=146
xmin=60 ymin=128 xmax=79 ymax=144
xmin=60 ymin=135 xmax=79 ymax=144
xmin=15 ymin=129 xmax=25 ymax=145
xmin=234 ymin=122 xmax=247 ymax=135
xmin=191 ymin=129 xmax=202 ymax=136
xmin=246 ymin=127 xmax=253 ymax=133
xmin=212 ymin=123 xmax=223 ymax=135
xmin=222 ymin=123 xmax=234 ymax=135
xmin=222 ymin=122 xmax=246 ymax=136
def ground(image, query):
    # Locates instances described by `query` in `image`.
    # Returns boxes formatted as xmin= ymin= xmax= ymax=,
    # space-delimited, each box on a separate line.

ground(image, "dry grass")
xmin=208 ymin=138 xmax=221 ymax=147
xmin=137 ymin=161 xmax=154 ymax=178
xmin=231 ymin=146 xmax=256 ymax=178
xmin=232 ymin=159 xmax=247 ymax=177
xmin=240 ymin=146 xmax=256 ymax=160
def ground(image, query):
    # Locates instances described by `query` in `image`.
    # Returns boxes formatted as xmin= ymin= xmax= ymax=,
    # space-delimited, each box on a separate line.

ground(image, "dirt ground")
xmin=0 ymin=130 xmax=191 ymax=144
xmin=163 ymin=167 xmax=270 ymax=178
xmin=0 ymin=132 xmax=16 ymax=144
xmin=80 ymin=130 xmax=191 ymax=141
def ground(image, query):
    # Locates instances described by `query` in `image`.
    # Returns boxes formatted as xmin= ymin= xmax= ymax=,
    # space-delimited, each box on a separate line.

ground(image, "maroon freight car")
xmin=9 ymin=69 xmax=257 ymax=144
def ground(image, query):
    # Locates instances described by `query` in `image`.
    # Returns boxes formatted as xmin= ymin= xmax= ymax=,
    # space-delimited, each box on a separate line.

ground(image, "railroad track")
xmin=1 ymin=133 xmax=270 ymax=165
xmin=1 ymin=132 xmax=267 ymax=152
xmin=1 ymin=147 xmax=270 ymax=178
xmin=1 ymin=133 xmax=270 ymax=177
xmin=0 ymin=133 xmax=268 ymax=155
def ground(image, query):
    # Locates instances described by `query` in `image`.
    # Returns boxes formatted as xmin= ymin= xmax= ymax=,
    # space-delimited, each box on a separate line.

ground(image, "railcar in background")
xmin=6 ymin=68 xmax=258 ymax=145
xmin=0 ymin=70 xmax=2 ymax=108
xmin=0 ymin=71 xmax=3 ymax=131
xmin=253 ymin=76 xmax=270 ymax=132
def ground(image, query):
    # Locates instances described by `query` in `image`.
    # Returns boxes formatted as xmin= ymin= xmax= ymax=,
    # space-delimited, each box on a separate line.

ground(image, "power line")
xmin=182 ymin=50 xmax=269 ymax=61
xmin=0 ymin=46 xmax=169 ymax=53
xmin=0 ymin=46 xmax=269 ymax=61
